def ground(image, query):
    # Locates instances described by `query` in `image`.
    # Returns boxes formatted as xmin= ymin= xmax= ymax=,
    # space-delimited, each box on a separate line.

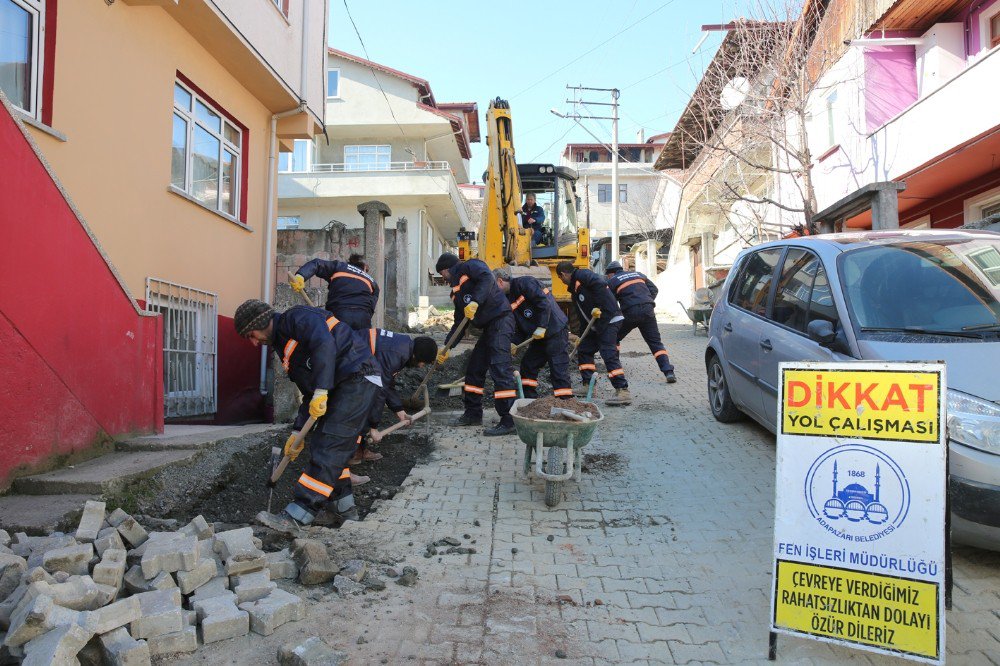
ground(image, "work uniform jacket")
xmin=605 ymin=268 xmax=658 ymax=315
xmin=270 ymin=305 xmax=380 ymax=414
xmin=447 ymin=259 xmax=512 ymax=342
xmin=520 ymin=203 xmax=545 ymax=231
xmin=295 ymin=259 xmax=379 ymax=316
xmin=506 ymin=276 xmax=567 ymax=342
xmin=365 ymin=328 xmax=413 ymax=414
xmin=568 ymin=268 xmax=622 ymax=331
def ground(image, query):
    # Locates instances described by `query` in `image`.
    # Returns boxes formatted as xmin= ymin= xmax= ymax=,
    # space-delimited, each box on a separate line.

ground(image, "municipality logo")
xmin=523 ymin=308 xmax=533 ymax=318
xmin=803 ymin=444 xmax=910 ymax=542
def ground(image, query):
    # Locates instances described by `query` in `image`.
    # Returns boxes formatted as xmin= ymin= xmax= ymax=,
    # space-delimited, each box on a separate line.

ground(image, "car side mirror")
xmin=807 ymin=319 xmax=837 ymax=346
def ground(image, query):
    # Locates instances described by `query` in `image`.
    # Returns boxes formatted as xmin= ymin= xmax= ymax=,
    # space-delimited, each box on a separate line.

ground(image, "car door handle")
xmin=723 ymin=323 xmax=733 ymax=333
xmin=760 ymin=338 xmax=773 ymax=351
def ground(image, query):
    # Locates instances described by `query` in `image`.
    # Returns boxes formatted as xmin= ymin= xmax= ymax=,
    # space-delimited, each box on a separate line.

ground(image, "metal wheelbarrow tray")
xmin=510 ymin=398 xmax=604 ymax=507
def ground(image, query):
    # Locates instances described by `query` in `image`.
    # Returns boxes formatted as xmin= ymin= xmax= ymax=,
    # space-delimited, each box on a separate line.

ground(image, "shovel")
xmin=287 ymin=270 xmax=316 ymax=307
xmin=569 ymin=316 xmax=598 ymax=359
xmin=404 ymin=317 xmax=470 ymax=409
xmin=368 ymin=385 xmax=431 ymax=445
xmin=267 ymin=416 xmax=317 ymax=513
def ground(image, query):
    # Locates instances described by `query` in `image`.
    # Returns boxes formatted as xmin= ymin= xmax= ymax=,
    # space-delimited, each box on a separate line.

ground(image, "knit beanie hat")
xmin=435 ymin=252 xmax=460 ymax=274
xmin=234 ymin=299 xmax=274 ymax=336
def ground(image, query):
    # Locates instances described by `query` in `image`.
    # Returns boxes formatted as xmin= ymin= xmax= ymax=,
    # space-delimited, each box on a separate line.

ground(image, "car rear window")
xmin=729 ymin=248 xmax=782 ymax=316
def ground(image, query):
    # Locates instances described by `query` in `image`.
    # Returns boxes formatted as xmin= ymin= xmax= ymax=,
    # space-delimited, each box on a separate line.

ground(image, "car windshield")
xmin=839 ymin=237 xmax=1000 ymax=336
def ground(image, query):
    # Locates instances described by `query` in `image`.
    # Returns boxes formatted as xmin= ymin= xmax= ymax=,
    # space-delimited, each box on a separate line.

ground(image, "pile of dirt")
xmin=518 ymin=396 xmax=598 ymax=421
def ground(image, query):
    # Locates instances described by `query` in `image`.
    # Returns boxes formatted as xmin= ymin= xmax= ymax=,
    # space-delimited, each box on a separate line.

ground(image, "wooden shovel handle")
xmin=270 ymin=416 xmax=317 ymax=484
xmin=287 ymin=270 xmax=316 ymax=307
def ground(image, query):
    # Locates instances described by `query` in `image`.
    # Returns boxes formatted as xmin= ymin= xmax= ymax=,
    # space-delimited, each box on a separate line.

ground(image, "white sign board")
xmin=770 ymin=362 xmax=947 ymax=663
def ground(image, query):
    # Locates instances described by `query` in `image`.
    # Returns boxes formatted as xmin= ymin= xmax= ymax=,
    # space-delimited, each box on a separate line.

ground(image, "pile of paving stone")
xmin=0 ymin=500 xmax=367 ymax=664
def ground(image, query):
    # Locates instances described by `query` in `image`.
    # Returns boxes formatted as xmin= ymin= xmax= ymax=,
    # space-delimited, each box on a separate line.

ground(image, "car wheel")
xmin=707 ymin=354 xmax=742 ymax=423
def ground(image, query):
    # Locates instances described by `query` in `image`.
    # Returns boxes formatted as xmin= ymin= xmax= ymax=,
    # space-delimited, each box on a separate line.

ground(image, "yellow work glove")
xmin=464 ymin=301 xmax=479 ymax=320
xmin=591 ymin=307 xmax=602 ymax=319
xmin=283 ymin=432 xmax=306 ymax=461
xmin=290 ymin=273 xmax=306 ymax=293
xmin=532 ymin=327 xmax=546 ymax=340
xmin=309 ymin=389 xmax=328 ymax=418
xmin=436 ymin=349 xmax=449 ymax=365
xmin=510 ymin=343 xmax=519 ymax=355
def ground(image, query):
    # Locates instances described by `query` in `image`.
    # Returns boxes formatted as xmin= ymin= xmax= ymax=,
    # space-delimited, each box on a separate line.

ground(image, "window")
xmin=729 ymin=248 xmax=782 ymax=316
xmin=588 ymin=150 xmax=599 ymax=162
xmin=619 ymin=184 xmax=628 ymax=203
xmin=0 ymin=0 xmax=43 ymax=117
xmin=327 ymin=68 xmax=340 ymax=98
xmin=278 ymin=139 xmax=312 ymax=172
xmin=171 ymin=80 xmax=244 ymax=218
xmin=824 ymin=89 xmax=838 ymax=147
xmin=344 ymin=144 xmax=390 ymax=171
xmin=770 ymin=248 xmax=820 ymax=332
xmin=277 ymin=216 xmax=300 ymax=230
xmin=271 ymin=0 xmax=288 ymax=16
xmin=597 ymin=184 xmax=611 ymax=203
xmin=992 ymin=12 xmax=1000 ymax=49
xmin=969 ymin=247 xmax=1000 ymax=286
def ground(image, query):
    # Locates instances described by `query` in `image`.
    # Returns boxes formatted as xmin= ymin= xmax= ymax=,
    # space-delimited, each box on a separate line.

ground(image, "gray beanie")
xmin=234 ymin=299 xmax=274 ymax=336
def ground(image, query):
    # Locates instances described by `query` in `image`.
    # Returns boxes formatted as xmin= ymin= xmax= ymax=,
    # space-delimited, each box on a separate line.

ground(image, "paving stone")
xmin=74 ymin=501 xmax=106 ymax=544
xmin=183 ymin=610 xmax=196 ymax=626
xmin=186 ymin=577 xmax=230 ymax=608
xmin=195 ymin=596 xmax=248 ymax=644
xmin=231 ymin=570 xmax=275 ymax=604
xmin=93 ymin=583 xmax=118 ymax=607
xmin=239 ymin=589 xmax=306 ymax=636
xmin=4 ymin=594 xmax=87 ymax=647
xmin=176 ymin=556 xmax=217 ymax=595
xmin=25 ymin=575 xmax=103 ymax=611
xmin=212 ymin=528 xmax=259 ymax=561
xmin=265 ymin=549 xmax=299 ymax=580
xmin=99 ymin=626 xmax=151 ymax=665
xmin=277 ymin=636 xmax=347 ymax=666
xmin=130 ymin=589 xmax=182 ymax=639
xmin=146 ymin=625 xmax=196 ymax=657
xmin=139 ymin=534 xmax=198 ymax=579
xmin=123 ymin=566 xmax=175 ymax=595
xmin=41 ymin=543 xmax=93 ymax=576
xmin=0 ymin=553 xmax=27 ymax=600
xmin=106 ymin=509 xmax=130 ymax=528
xmin=338 ymin=559 xmax=366 ymax=583
xmin=21 ymin=621 xmax=93 ymax=666
xmin=0 ymin=531 xmax=9 ymax=549
xmin=20 ymin=535 xmax=77 ymax=569
xmin=115 ymin=518 xmax=148 ymax=549
xmin=177 ymin=515 xmax=213 ymax=541
xmin=90 ymin=597 xmax=141 ymax=635
xmin=331 ymin=575 xmax=365 ymax=596
xmin=94 ymin=528 xmax=125 ymax=558
xmin=292 ymin=539 xmax=337 ymax=586
xmin=92 ymin=548 xmax=127 ymax=590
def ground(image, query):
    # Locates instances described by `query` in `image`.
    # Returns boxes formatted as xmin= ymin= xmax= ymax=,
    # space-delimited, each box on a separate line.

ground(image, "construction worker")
xmin=436 ymin=252 xmax=518 ymax=436
xmin=235 ymin=299 xmax=382 ymax=530
xmin=555 ymin=261 xmax=631 ymax=406
xmin=604 ymin=261 xmax=676 ymax=383
xmin=289 ymin=253 xmax=379 ymax=330
xmin=520 ymin=193 xmax=546 ymax=246
xmin=363 ymin=328 xmax=438 ymax=447
xmin=493 ymin=268 xmax=572 ymax=400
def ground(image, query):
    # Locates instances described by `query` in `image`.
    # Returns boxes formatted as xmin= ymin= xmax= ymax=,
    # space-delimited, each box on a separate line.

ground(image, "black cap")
xmin=234 ymin=299 xmax=274 ymax=337
xmin=411 ymin=336 xmax=439 ymax=365
xmin=436 ymin=252 xmax=459 ymax=274
xmin=605 ymin=261 xmax=623 ymax=274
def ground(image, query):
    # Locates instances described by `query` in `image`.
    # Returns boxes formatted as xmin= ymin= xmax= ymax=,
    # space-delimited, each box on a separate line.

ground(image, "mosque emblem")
xmin=822 ymin=461 xmax=889 ymax=524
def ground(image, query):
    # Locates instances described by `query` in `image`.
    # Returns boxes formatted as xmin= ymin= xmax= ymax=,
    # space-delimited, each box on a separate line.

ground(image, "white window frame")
xmin=597 ymin=183 xmax=612 ymax=203
xmin=978 ymin=3 xmax=1000 ymax=55
xmin=277 ymin=215 xmax=300 ymax=230
xmin=344 ymin=144 xmax=391 ymax=171
xmin=278 ymin=139 xmax=312 ymax=173
xmin=963 ymin=185 xmax=1000 ymax=224
xmin=619 ymin=183 xmax=628 ymax=203
xmin=327 ymin=68 xmax=341 ymax=99
xmin=2 ymin=0 xmax=44 ymax=119
xmin=171 ymin=80 xmax=242 ymax=220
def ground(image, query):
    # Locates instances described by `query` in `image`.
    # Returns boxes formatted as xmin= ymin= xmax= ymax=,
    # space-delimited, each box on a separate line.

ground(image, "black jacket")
xmin=568 ymin=268 xmax=622 ymax=329
xmin=271 ymin=306 xmax=379 ymax=400
xmin=296 ymin=259 xmax=379 ymax=315
xmin=366 ymin=328 xmax=413 ymax=413
xmin=606 ymin=268 xmax=658 ymax=313
xmin=506 ymin=276 xmax=567 ymax=341
xmin=447 ymin=259 xmax=512 ymax=342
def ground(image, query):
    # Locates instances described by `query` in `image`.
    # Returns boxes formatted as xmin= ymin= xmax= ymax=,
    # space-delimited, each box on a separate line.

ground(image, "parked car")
xmin=706 ymin=229 xmax=1000 ymax=551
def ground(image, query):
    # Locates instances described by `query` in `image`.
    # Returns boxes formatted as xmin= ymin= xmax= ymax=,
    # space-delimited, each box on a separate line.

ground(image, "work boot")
xmin=311 ymin=506 xmax=361 ymax=528
xmin=664 ymin=371 xmax=677 ymax=384
xmin=605 ymin=388 xmax=632 ymax=406
xmin=255 ymin=510 xmax=305 ymax=535
xmin=452 ymin=412 xmax=483 ymax=427
xmin=348 ymin=450 xmax=383 ymax=465
xmin=484 ymin=422 xmax=515 ymax=437
xmin=350 ymin=473 xmax=371 ymax=486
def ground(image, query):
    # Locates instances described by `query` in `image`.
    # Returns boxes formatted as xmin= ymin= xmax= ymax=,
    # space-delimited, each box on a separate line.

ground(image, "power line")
xmin=511 ymin=0 xmax=680 ymax=100
xmin=526 ymin=124 xmax=576 ymax=163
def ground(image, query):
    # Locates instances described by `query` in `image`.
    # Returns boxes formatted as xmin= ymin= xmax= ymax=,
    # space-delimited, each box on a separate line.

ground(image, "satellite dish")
xmin=720 ymin=77 xmax=751 ymax=111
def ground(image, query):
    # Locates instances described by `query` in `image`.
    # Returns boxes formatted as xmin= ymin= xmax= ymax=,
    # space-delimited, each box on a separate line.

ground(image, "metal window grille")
xmin=145 ymin=278 xmax=218 ymax=418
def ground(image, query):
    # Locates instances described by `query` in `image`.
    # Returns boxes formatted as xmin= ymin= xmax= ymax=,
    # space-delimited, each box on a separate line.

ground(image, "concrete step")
xmin=0 ymin=493 xmax=95 ymax=535
xmin=11 ymin=450 xmax=199 ymax=496
xmin=117 ymin=423 xmax=283 ymax=451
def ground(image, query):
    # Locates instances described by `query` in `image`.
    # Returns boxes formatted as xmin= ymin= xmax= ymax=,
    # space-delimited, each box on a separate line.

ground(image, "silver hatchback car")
xmin=706 ymin=230 xmax=1000 ymax=551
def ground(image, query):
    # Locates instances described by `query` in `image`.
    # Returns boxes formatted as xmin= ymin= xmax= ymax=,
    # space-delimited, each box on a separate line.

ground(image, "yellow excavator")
xmin=456 ymin=98 xmax=590 ymax=313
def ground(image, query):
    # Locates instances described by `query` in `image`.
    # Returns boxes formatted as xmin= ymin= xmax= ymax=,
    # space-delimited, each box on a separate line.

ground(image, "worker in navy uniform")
xmin=604 ymin=261 xmax=676 ymax=383
xmin=436 ymin=252 xmax=518 ymax=436
xmin=493 ymin=268 xmax=573 ymax=400
xmin=361 ymin=328 xmax=438 ymax=448
xmin=235 ymin=299 xmax=382 ymax=531
xmin=555 ymin=261 xmax=631 ymax=406
xmin=289 ymin=253 xmax=379 ymax=330
xmin=520 ymin=193 xmax=546 ymax=246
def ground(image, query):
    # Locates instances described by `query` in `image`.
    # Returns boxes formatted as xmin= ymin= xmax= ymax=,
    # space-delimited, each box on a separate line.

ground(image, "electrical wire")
xmin=526 ymin=124 xmax=576 ymax=163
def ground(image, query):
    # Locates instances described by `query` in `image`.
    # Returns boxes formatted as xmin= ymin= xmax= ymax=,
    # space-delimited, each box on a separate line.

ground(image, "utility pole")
xmin=552 ymin=85 xmax=621 ymax=261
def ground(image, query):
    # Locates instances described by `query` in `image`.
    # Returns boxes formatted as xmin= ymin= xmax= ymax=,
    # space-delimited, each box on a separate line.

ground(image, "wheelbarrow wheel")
xmin=544 ymin=446 xmax=563 ymax=508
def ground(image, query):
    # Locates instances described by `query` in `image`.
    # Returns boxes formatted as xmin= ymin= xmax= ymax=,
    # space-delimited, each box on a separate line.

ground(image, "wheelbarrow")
xmin=509 ymin=375 xmax=603 ymax=508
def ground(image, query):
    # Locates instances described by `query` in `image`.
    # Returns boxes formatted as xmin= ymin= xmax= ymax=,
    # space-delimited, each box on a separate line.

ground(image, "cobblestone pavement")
xmin=184 ymin=321 xmax=1000 ymax=665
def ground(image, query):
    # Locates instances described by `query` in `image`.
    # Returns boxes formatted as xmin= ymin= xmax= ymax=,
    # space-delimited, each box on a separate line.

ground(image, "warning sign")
xmin=770 ymin=362 xmax=946 ymax=664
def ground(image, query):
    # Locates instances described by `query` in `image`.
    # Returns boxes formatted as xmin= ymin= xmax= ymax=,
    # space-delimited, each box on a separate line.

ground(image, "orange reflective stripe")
xmin=298 ymin=473 xmax=333 ymax=497
xmin=369 ymin=328 xmax=377 ymax=354
xmin=452 ymin=274 xmax=470 ymax=293
xmin=281 ymin=340 xmax=299 ymax=371
xmin=326 ymin=316 xmax=339 ymax=330
xmin=494 ymin=390 xmax=517 ymax=399
xmin=521 ymin=378 xmax=539 ymax=387
xmin=542 ymin=288 xmax=550 ymax=295
xmin=615 ymin=278 xmax=644 ymax=293
xmin=573 ymin=280 xmax=580 ymax=293
xmin=579 ymin=363 xmax=596 ymax=371
xmin=554 ymin=388 xmax=574 ymax=396
xmin=608 ymin=368 xmax=625 ymax=377
xmin=331 ymin=272 xmax=373 ymax=293
xmin=654 ymin=350 xmax=668 ymax=358
xmin=339 ymin=468 xmax=351 ymax=480
xmin=464 ymin=384 xmax=484 ymax=394
xmin=511 ymin=295 xmax=526 ymax=310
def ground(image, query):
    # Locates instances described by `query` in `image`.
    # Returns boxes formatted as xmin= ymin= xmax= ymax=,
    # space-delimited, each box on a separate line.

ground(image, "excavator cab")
xmin=516 ymin=164 xmax=581 ymax=259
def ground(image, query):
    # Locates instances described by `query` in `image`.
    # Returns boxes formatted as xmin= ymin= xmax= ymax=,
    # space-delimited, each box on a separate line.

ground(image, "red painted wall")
xmin=900 ymin=170 xmax=1000 ymax=229
xmin=0 ymin=104 xmax=163 ymax=489
xmin=214 ymin=314 xmax=266 ymax=424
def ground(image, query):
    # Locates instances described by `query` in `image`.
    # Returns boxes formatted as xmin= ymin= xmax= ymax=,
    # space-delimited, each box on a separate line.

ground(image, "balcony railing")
xmin=280 ymin=161 xmax=450 ymax=174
